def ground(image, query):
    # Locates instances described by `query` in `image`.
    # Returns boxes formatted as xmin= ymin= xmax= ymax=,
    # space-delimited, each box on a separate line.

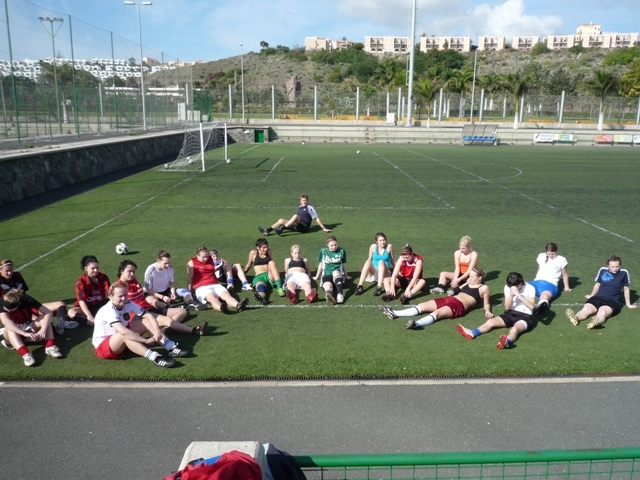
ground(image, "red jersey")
xmin=399 ymin=254 xmax=423 ymax=279
xmin=74 ymin=272 xmax=111 ymax=308
xmin=126 ymin=277 xmax=153 ymax=309
xmin=190 ymin=256 xmax=218 ymax=290
xmin=0 ymin=294 xmax=41 ymax=326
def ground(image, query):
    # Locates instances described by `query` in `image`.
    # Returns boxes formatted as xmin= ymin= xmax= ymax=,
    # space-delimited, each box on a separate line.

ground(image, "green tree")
xmin=506 ymin=72 xmax=528 ymax=129
xmin=531 ymin=42 xmax=550 ymax=56
xmin=327 ymin=66 xmax=343 ymax=83
xmin=620 ymin=58 xmax=640 ymax=96
xmin=582 ymin=69 xmax=619 ymax=130
xmin=413 ymin=76 xmax=439 ymax=125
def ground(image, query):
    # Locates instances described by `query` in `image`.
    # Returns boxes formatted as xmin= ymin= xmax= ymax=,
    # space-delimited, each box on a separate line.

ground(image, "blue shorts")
xmin=528 ymin=280 xmax=558 ymax=299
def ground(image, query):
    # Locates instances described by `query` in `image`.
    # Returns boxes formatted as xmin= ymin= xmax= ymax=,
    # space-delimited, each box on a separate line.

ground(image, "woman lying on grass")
xmin=380 ymin=268 xmax=491 ymax=330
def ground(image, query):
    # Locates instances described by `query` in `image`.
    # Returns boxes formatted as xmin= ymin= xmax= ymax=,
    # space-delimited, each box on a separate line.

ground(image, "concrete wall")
xmin=0 ymin=133 xmax=183 ymax=206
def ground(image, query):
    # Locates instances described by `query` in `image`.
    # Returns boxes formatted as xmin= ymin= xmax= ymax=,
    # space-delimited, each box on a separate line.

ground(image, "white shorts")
xmin=365 ymin=266 xmax=380 ymax=283
xmin=195 ymin=284 xmax=227 ymax=304
xmin=285 ymin=272 xmax=311 ymax=290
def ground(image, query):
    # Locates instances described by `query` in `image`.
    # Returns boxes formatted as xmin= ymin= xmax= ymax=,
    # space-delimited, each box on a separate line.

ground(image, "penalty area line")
xmin=263 ymin=157 xmax=284 ymax=182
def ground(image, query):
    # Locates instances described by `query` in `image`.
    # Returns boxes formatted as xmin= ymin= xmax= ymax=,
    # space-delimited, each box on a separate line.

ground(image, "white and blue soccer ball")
xmin=226 ymin=158 xmax=231 ymax=164
xmin=187 ymin=156 xmax=193 ymax=164
xmin=116 ymin=243 xmax=129 ymax=255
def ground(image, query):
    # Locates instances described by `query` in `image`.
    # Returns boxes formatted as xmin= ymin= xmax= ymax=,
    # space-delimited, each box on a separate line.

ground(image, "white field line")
xmin=3 ymin=375 xmax=640 ymax=388
xmin=16 ymin=178 xmax=193 ymax=271
xmin=404 ymin=148 xmax=637 ymax=245
xmin=373 ymin=152 xmax=453 ymax=208
xmin=263 ymin=157 xmax=284 ymax=181
xmin=144 ymin=205 xmax=449 ymax=211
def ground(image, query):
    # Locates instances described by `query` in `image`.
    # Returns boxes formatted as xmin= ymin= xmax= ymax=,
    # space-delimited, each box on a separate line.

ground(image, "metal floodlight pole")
xmin=39 ymin=16 xmax=64 ymax=134
xmin=405 ymin=0 xmax=417 ymax=127
xmin=125 ymin=1 xmax=152 ymax=131
xmin=239 ymin=43 xmax=245 ymax=124
xmin=470 ymin=47 xmax=478 ymax=123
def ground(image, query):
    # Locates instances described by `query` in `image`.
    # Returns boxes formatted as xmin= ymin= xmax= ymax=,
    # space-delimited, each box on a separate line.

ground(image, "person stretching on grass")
xmin=0 ymin=290 xmax=62 ymax=366
xmin=566 ymin=255 xmax=637 ymax=329
xmin=68 ymin=255 xmax=110 ymax=327
xmin=208 ymin=249 xmax=252 ymax=292
xmin=190 ymin=246 xmax=250 ymax=313
xmin=283 ymin=244 xmax=317 ymax=304
xmin=144 ymin=250 xmax=205 ymax=311
xmin=382 ymin=244 xmax=426 ymax=305
xmin=430 ymin=236 xmax=478 ymax=295
xmin=354 ymin=232 xmax=394 ymax=297
xmin=243 ymin=239 xmax=285 ymax=305
xmin=456 ymin=271 xmax=535 ymax=350
xmin=119 ymin=260 xmax=207 ymax=337
xmin=527 ymin=242 xmax=572 ymax=314
xmin=0 ymin=258 xmax=76 ymax=335
xmin=92 ymin=283 xmax=184 ymax=368
xmin=258 ymin=194 xmax=332 ymax=236
xmin=380 ymin=268 xmax=491 ymax=330
xmin=315 ymin=235 xmax=347 ymax=305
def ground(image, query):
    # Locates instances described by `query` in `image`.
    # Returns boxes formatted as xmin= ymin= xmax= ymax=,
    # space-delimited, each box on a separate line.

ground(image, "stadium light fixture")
xmin=239 ymin=43 xmax=245 ymax=124
xmin=125 ymin=1 xmax=153 ymax=131
xmin=38 ymin=16 xmax=64 ymax=134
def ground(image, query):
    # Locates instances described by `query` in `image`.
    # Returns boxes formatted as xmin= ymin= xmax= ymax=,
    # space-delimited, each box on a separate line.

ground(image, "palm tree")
xmin=374 ymin=58 xmax=398 ymax=92
xmin=413 ymin=77 xmax=438 ymax=127
xmin=444 ymin=69 xmax=473 ymax=119
xmin=506 ymin=72 xmax=528 ymax=129
xmin=584 ymin=70 xmax=619 ymax=131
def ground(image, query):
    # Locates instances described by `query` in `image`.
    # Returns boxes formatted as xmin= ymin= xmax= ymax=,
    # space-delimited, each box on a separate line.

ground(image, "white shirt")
xmin=504 ymin=283 xmax=536 ymax=315
xmin=534 ymin=253 xmax=567 ymax=286
xmin=92 ymin=300 xmax=144 ymax=348
xmin=143 ymin=264 xmax=174 ymax=293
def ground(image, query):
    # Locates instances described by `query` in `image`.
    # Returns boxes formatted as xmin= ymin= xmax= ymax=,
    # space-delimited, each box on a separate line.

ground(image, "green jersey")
xmin=318 ymin=247 xmax=347 ymax=276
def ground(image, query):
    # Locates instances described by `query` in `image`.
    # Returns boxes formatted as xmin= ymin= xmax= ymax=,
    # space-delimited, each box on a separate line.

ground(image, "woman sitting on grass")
xmin=68 ymin=255 xmax=110 ymax=327
xmin=431 ymin=236 xmax=478 ymax=295
xmin=0 ymin=258 xmax=76 ymax=335
xmin=527 ymin=242 xmax=572 ymax=314
xmin=283 ymin=244 xmax=317 ymax=304
xmin=0 ymin=290 xmax=62 ymax=366
xmin=381 ymin=268 xmax=491 ymax=330
xmin=354 ymin=232 xmax=394 ymax=297
xmin=382 ymin=244 xmax=426 ymax=305
xmin=119 ymin=260 xmax=207 ymax=336
xmin=243 ymin=239 xmax=285 ymax=305
xmin=566 ymin=255 xmax=637 ymax=329
xmin=144 ymin=250 xmax=205 ymax=312
xmin=189 ymin=246 xmax=249 ymax=313
xmin=91 ymin=282 xmax=184 ymax=368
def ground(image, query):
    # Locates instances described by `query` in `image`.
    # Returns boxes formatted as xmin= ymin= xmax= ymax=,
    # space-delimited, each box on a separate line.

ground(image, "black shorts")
xmin=293 ymin=221 xmax=310 ymax=233
xmin=397 ymin=276 xmax=410 ymax=290
xmin=148 ymin=307 xmax=170 ymax=316
xmin=499 ymin=310 xmax=533 ymax=330
xmin=586 ymin=296 xmax=622 ymax=317
xmin=321 ymin=273 xmax=342 ymax=286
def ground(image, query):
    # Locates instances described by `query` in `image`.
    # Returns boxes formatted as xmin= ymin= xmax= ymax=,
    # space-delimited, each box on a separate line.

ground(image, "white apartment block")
xmin=478 ymin=36 xmax=505 ymax=51
xmin=512 ymin=36 xmax=539 ymax=51
xmin=576 ymin=23 xmax=601 ymax=38
xmin=420 ymin=36 xmax=472 ymax=52
xmin=364 ymin=36 xmax=409 ymax=54
xmin=304 ymin=37 xmax=357 ymax=52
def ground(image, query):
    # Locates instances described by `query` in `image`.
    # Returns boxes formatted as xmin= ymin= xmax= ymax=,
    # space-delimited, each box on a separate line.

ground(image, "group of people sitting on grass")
xmin=1 ymin=194 xmax=636 ymax=367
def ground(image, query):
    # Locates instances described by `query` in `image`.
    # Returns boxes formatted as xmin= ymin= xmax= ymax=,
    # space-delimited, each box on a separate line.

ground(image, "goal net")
xmin=162 ymin=122 xmax=228 ymax=172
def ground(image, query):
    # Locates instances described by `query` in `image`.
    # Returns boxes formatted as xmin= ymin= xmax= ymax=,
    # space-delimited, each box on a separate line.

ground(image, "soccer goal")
xmin=163 ymin=122 xmax=228 ymax=172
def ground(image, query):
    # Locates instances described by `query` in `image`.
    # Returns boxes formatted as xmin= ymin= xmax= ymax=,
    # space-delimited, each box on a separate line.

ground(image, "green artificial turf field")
xmin=1 ymin=142 xmax=639 ymax=380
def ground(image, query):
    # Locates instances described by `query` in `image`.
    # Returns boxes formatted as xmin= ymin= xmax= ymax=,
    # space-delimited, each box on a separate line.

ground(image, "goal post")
xmin=162 ymin=122 xmax=228 ymax=172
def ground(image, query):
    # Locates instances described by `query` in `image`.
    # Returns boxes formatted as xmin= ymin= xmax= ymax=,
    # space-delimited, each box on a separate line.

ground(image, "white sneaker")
xmin=336 ymin=293 xmax=344 ymax=304
xmin=45 ymin=345 xmax=63 ymax=358
xmin=23 ymin=353 xmax=35 ymax=366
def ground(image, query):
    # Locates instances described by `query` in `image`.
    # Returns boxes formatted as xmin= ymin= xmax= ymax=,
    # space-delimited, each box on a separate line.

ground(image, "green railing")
xmin=293 ymin=448 xmax=640 ymax=480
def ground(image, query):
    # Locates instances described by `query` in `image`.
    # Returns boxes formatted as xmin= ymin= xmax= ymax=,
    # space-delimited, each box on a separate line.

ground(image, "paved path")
xmin=1 ymin=377 xmax=639 ymax=479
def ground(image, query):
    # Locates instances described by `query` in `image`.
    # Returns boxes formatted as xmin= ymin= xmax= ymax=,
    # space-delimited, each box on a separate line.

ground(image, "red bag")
xmin=163 ymin=450 xmax=262 ymax=480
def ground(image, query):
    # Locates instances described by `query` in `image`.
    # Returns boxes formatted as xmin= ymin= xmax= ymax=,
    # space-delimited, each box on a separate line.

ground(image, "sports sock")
xmin=145 ymin=350 xmax=160 ymax=361
xmin=334 ymin=276 xmax=344 ymax=294
xmin=472 ymin=328 xmax=482 ymax=337
xmin=56 ymin=306 xmax=67 ymax=320
xmin=17 ymin=346 xmax=29 ymax=356
xmin=437 ymin=284 xmax=445 ymax=290
xmin=415 ymin=314 xmax=436 ymax=327
xmin=274 ymin=279 xmax=283 ymax=289
xmin=392 ymin=306 xmax=421 ymax=318
xmin=266 ymin=227 xmax=274 ymax=233
xmin=506 ymin=338 xmax=513 ymax=347
xmin=537 ymin=300 xmax=549 ymax=307
xmin=45 ymin=339 xmax=55 ymax=348
xmin=162 ymin=338 xmax=177 ymax=351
